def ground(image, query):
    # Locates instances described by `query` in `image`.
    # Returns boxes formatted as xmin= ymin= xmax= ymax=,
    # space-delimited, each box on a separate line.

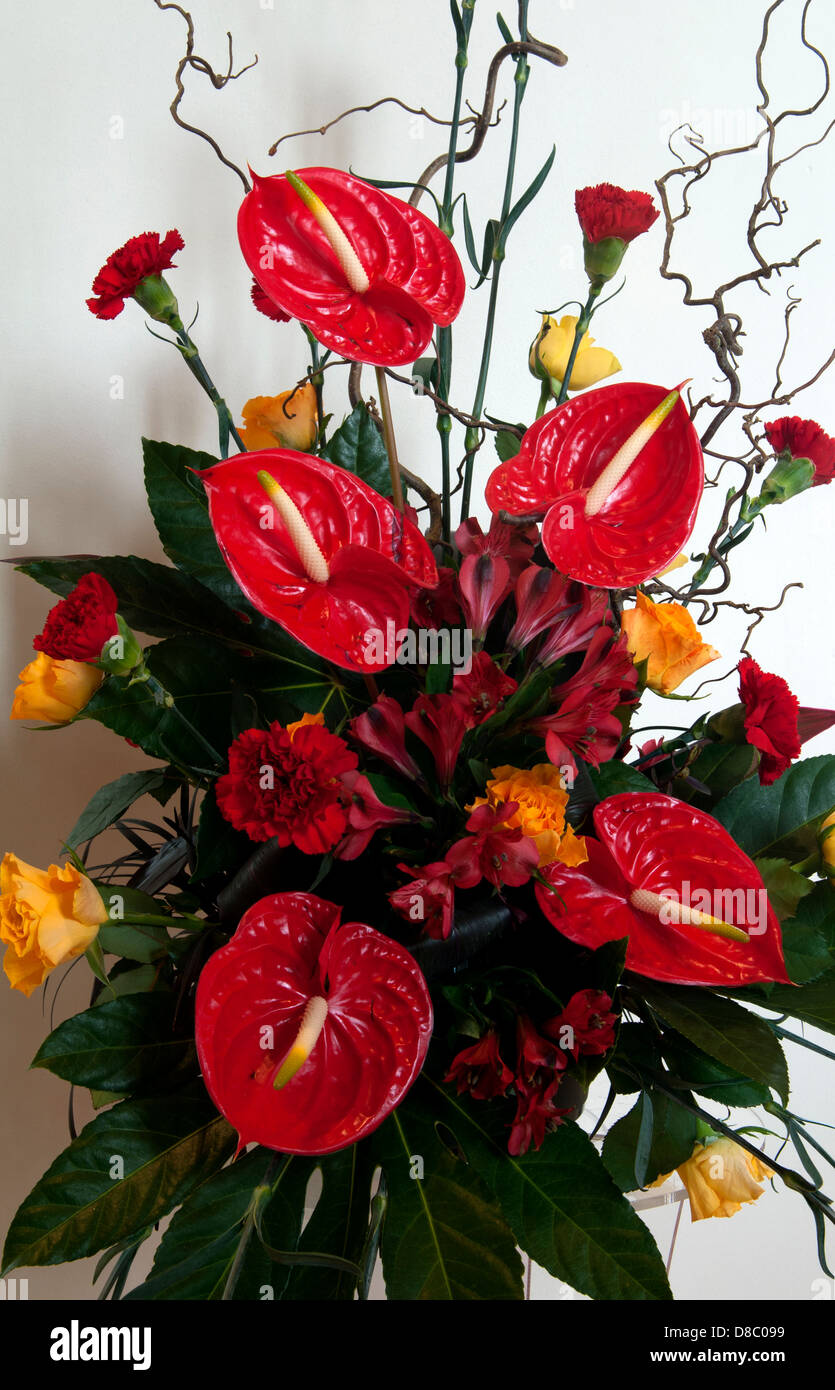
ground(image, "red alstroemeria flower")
xmin=543 ymin=989 xmax=617 ymax=1060
xmin=86 ymin=230 xmax=185 ymax=320
xmin=405 ymin=693 xmax=467 ymax=791
xmin=334 ymin=771 xmax=420 ymax=861
xmin=411 ymin=566 xmax=463 ymax=630
xmin=507 ymin=565 xmax=573 ymax=649
xmin=33 ymin=574 xmax=119 ymax=663
xmin=738 ymin=656 xmax=801 ymax=786
xmin=515 ymin=1014 xmax=567 ymax=1085
xmin=445 ymin=1032 xmax=514 ymax=1101
xmin=239 ymin=167 xmax=465 ymax=366
xmin=455 ymin=515 xmax=539 ymax=579
xmin=250 ymin=278 xmax=290 ymax=323
xmin=350 ymin=695 xmax=426 ymax=784
xmin=485 ymin=382 xmax=704 ymax=588
xmin=216 ymin=719 xmax=357 ymax=852
xmin=198 ymin=450 xmax=438 ymax=672
xmin=458 ymin=552 xmax=512 ymax=641
xmin=446 ymin=802 xmax=540 ymax=889
xmin=533 ymin=628 xmax=638 ymax=771
xmin=195 ymin=892 xmax=433 ymax=1154
xmin=764 ymin=416 xmax=835 ymax=487
xmin=537 ymin=584 xmax=611 ymax=668
xmin=536 ymin=793 xmax=791 ymax=987
xmin=508 ymin=1077 xmax=570 ymax=1157
xmin=389 ymin=861 xmax=457 ymax=940
xmin=575 ymin=184 xmax=659 ymax=245
xmin=452 ymin=651 xmax=518 ymax=729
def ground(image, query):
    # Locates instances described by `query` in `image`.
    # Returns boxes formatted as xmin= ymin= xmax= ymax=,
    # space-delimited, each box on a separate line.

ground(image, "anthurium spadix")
xmin=486 ymin=382 xmax=704 ymax=588
xmin=535 ymin=793 xmax=792 ymax=987
xmin=238 ymin=167 xmax=466 ymax=366
xmin=197 ymin=450 xmax=438 ymax=672
xmin=195 ymin=892 xmax=433 ymax=1154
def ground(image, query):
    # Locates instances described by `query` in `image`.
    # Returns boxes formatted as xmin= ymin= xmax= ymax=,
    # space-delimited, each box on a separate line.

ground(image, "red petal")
xmin=536 ymin=792 xmax=791 ymax=987
xmin=195 ymin=892 xmax=433 ymax=1154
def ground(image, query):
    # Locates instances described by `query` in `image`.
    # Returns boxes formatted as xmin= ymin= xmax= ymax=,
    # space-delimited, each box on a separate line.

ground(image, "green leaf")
xmin=66 ymin=769 xmax=178 ymax=849
xmin=370 ymin=1089 xmax=524 ymax=1300
xmin=125 ymin=1151 xmax=307 ymax=1301
xmin=1 ymin=1087 xmax=235 ymax=1273
xmin=282 ymin=1146 xmax=376 ymax=1300
xmin=713 ymin=754 xmax=835 ymax=862
xmin=685 ymin=743 xmax=758 ymax=804
xmin=757 ymin=856 xmax=815 ymax=922
xmin=320 ymin=403 xmax=391 ymax=496
xmin=639 ymin=982 xmax=789 ymax=1102
xmin=602 ymin=1091 xmax=699 ymax=1191
xmin=426 ymin=1080 xmax=671 ymax=1300
xmin=500 ymin=146 xmax=556 ymax=247
xmin=659 ymin=1030 xmax=771 ymax=1107
xmin=142 ymin=439 xmax=238 ymax=599
xmin=494 ymin=428 xmax=522 ymax=463
xmin=31 ymin=994 xmax=196 ymax=1093
xmin=590 ymin=762 xmax=656 ymax=798
xmin=92 ymin=963 xmax=161 ymax=1004
xmin=193 ymin=786 xmax=251 ymax=883
xmin=754 ymin=968 xmax=835 ymax=1036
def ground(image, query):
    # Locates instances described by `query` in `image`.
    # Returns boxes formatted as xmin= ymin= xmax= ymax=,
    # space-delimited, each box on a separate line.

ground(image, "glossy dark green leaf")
xmin=192 ymin=786 xmax=251 ymax=883
xmin=66 ymin=769 xmax=178 ymax=849
xmin=686 ymin=742 xmax=758 ymax=804
xmin=494 ymin=428 xmax=523 ymax=463
xmin=602 ymin=1091 xmax=699 ymax=1191
xmin=1 ymin=1087 xmax=235 ymax=1274
xmin=659 ymin=1030 xmax=771 ymax=1108
xmin=713 ymin=754 xmax=835 ymax=862
xmin=425 ymin=1080 xmax=671 ymax=1300
xmin=589 ymin=761 xmax=656 ymax=798
xmin=320 ymin=403 xmax=391 ymax=496
xmin=282 ymin=1146 xmax=376 ymax=1300
xmin=754 ymin=968 xmax=835 ymax=1037
xmin=31 ymin=993 xmax=196 ymax=1093
xmin=757 ymin=856 xmax=815 ymax=924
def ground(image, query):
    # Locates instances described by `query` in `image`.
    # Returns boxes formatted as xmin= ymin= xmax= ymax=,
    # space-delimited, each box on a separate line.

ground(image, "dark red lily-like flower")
xmin=334 ymin=771 xmax=420 ymax=860
xmin=405 ymin=693 xmax=467 ymax=790
xmin=198 ymin=450 xmax=437 ymax=672
xmin=508 ymin=1077 xmax=570 ymax=1157
xmin=537 ymin=584 xmax=611 ymax=667
xmin=351 ymin=695 xmax=426 ymax=784
xmin=543 ymin=989 xmax=617 ymax=1060
xmin=195 ymin=892 xmax=433 ymax=1154
xmin=33 ymin=573 xmax=119 ymax=663
xmin=536 ymin=793 xmax=791 ymax=987
xmin=445 ymin=1032 xmax=514 ymax=1101
xmin=239 ymin=167 xmax=465 ymax=366
xmin=455 ymin=515 xmax=539 ymax=579
xmin=216 ymin=720 xmax=357 ymax=852
xmin=452 ymin=651 xmax=518 ymax=728
xmin=485 ymin=382 xmax=704 ymax=588
xmin=516 ymin=1014 xmax=567 ymax=1084
xmin=389 ymin=861 xmax=457 ymax=940
xmin=251 ymin=278 xmax=290 ymax=323
xmin=738 ymin=656 xmax=801 ymax=786
xmin=575 ymin=184 xmax=659 ymax=245
xmin=764 ymin=416 xmax=835 ymax=487
xmin=532 ymin=628 xmax=638 ymax=771
xmin=446 ymin=802 xmax=540 ymax=889
xmin=458 ymin=552 xmax=512 ymax=641
xmin=86 ymin=229 xmax=184 ymax=320
xmin=411 ymin=566 xmax=462 ymax=630
xmin=507 ymin=565 xmax=573 ymax=649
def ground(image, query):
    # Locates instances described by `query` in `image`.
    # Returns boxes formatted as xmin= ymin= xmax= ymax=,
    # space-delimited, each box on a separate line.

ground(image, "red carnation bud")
xmin=575 ymin=183 xmax=659 ymax=286
xmin=87 ymin=230 xmax=184 ymax=322
xmin=763 ymin=415 xmax=835 ymax=488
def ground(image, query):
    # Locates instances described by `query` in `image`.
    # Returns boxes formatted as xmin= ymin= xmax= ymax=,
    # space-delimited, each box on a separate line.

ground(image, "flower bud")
xmin=131 ymin=273 xmax=183 ymax=329
xmin=582 ymin=234 xmax=628 ymax=287
xmin=96 ymin=615 xmax=144 ymax=676
xmin=757 ymin=454 xmax=815 ymax=506
xmin=708 ymin=702 xmax=747 ymax=744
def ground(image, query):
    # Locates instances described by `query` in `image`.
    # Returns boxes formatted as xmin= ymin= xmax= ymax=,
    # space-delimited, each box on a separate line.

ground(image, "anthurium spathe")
xmin=239 ymin=167 xmax=465 ymax=366
xmin=535 ymin=792 xmax=791 ymax=987
xmin=486 ymin=382 xmax=704 ymax=588
xmin=195 ymin=892 xmax=433 ymax=1154
xmin=529 ymin=313 xmax=621 ymax=392
xmin=197 ymin=449 xmax=438 ymax=671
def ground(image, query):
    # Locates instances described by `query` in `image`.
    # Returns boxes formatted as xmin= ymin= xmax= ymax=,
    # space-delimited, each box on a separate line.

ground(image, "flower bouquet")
xmin=4 ymin=0 xmax=835 ymax=1303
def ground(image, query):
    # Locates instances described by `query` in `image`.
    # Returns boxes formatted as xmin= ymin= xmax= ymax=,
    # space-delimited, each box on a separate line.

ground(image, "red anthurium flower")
xmin=333 ymin=771 xmax=420 ymax=861
xmin=216 ymin=719 xmax=357 ymax=852
xmin=390 ymin=861 xmax=457 ymax=940
xmin=452 ymin=651 xmax=518 ymax=728
xmin=446 ymin=802 xmax=540 ymax=889
xmin=764 ymin=416 xmax=835 ymax=486
xmin=351 ymin=695 xmax=426 ymax=784
xmin=485 ymin=382 xmax=704 ymax=588
xmin=239 ymin=167 xmax=465 ymax=366
xmin=405 ymin=693 xmax=467 ymax=790
xmin=536 ymin=793 xmax=791 ymax=987
xmin=543 ymin=989 xmax=617 ymax=1060
xmin=458 ymin=552 xmax=512 ymax=641
xmin=445 ymin=1032 xmax=514 ymax=1100
xmin=33 ymin=574 xmax=119 ymax=663
xmin=508 ymin=1077 xmax=570 ymax=1157
xmin=455 ymin=515 xmax=539 ymax=579
xmin=86 ymin=229 xmax=184 ymax=320
xmin=198 ymin=450 xmax=437 ymax=672
xmin=195 ymin=892 xmax=433 ymax=1154
xmin=738 ymin=656 xmax=801 ymax=786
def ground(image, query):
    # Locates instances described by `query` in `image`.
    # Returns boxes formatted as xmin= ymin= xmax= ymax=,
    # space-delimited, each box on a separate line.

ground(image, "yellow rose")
xmin=621 ymin=590 xmax=720 ymax=695
xmin=468 ymin=763 xmax=588 ymax=868
xmin=0 ymin=854 xmax=107 ymax=996
xmin=529 ymin=314 xmax=621 ymax=393
xmin=10 ymin=652 xmax=104 ymax=724
xmin=652 ymin=1138 xmax=772 ymax=1221
xmin=238 ymin=382 xmax=318 ymax=451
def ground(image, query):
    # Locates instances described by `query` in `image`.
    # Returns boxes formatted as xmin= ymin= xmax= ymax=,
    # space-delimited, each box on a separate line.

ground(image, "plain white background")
xmin=1 ymin=0 xmax=835 ymax=1301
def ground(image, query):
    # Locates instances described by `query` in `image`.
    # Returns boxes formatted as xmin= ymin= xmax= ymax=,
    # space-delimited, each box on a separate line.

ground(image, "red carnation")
xmin=216 ymin=720 xmax=357 ymax=852
xmin=764 ymin=416 xmax=835 ymax=487
xmin=574 ymin=183 xmax=659 ymax=244
xmin=250 ymin=278 xmax=290 ymax=323
xmin=33 ymin=573 xmax=119 ymax=663
xmin=738 ymin=656 xmax=801 ymax=786
xmin=86 ymin=230 xmax=185 ymax=320
xmin=445 ymin=1032 xmax=514 ymax=1101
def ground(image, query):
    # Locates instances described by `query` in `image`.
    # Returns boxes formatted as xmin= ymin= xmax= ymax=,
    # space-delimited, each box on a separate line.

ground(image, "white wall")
xmin=2 ymin=0 xmax=834 ymax=1301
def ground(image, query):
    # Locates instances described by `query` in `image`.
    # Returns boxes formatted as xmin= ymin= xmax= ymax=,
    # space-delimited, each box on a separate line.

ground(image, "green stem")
xmin=138 ymin=670 xmax=225 ymax=771
xmin=554 ymin=285 xmax=601 ymax=407
xmin=304 ymin=327 xmax=326 ymax=444
xmin=374 ymin=366 xmax=405 ymax=511
xmin=171 ymin=317 xmax=246 ymax=458
xmin=535 ymin=377 xmax=552 ymax=419
xmin=683 ymin=496 xmax=765 ymax=599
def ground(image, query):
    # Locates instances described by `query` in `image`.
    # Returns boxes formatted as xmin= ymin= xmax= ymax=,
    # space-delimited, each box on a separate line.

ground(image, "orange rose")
xmin=621 ymin=590 xmax=720 ymax=694
xmin=10 ymin=652 xmax=104 ymax=723
xmin=0 ymin=854 xmax=107 ymax=996
xmin=238 ymin=382 xmax=318 ymax=451
xmin=468 ymin=763 xmax=587 ymax=868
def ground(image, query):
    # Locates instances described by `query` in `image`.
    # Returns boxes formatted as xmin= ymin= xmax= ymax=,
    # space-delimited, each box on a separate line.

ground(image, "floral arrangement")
xmin=4 ymin=0 xmax=835 ymax=1302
